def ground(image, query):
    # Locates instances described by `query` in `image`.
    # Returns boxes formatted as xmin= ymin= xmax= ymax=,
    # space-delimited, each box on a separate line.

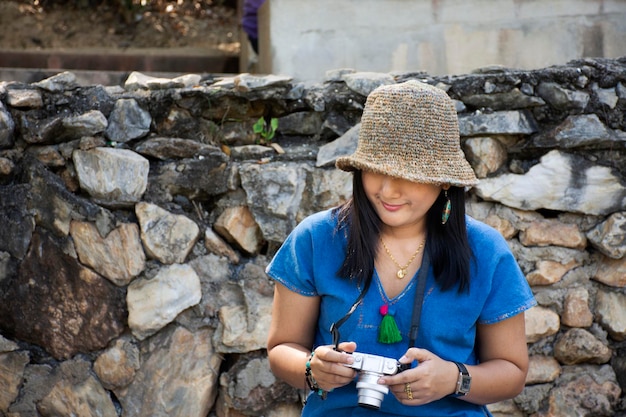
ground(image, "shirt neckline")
xmin=373 ymin=268 xmax=417 ymax=305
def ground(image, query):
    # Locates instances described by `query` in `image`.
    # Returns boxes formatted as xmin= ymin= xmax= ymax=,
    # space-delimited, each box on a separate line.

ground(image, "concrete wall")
xmin=255 ymin=0 xmax=626 ymax=81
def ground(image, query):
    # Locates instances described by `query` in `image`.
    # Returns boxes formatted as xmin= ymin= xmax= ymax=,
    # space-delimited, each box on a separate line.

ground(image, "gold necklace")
xmin=380 ymin=238 xmax=425 ymax=279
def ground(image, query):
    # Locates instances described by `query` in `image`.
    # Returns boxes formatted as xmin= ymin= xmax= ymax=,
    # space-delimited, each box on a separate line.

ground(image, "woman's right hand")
xmin=308 ymin=341 xmax=359 ymax=391
xmin=267 ymin=284 xmax=357 ymax=391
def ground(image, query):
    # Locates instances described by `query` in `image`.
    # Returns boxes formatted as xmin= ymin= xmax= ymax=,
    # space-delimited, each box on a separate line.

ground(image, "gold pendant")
xmin=397 ymin=269 xmax=406 ymax=279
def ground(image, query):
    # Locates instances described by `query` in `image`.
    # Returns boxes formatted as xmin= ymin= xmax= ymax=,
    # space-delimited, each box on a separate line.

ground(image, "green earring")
xmin=441 ymin=190 xmax=451 ymax=225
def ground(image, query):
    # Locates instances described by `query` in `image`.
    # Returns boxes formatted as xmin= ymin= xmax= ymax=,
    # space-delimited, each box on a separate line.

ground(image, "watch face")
xmin=460 ymin=375 xmax=471 ymax=392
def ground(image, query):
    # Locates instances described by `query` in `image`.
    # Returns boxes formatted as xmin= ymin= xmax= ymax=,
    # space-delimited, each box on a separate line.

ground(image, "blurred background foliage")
xmin=13 ymin=0 xmax=236 ymax=25
xmin=26 ymin=0 xmax=234 ymax=10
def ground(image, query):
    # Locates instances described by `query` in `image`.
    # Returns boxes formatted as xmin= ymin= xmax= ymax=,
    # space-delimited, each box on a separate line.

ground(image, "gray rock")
xmin=475 ymin=150 xmax=626 ymax=216
xmin=117 ymin=325 xmax=221 ymax=417
xmin=316 ymin=123 xmax=359 ymax=167
xmin=587 ymin=212 xmax=626 ymax=259
xmin=240 ymin=162 xmax=309 ymax=243
xmin=73 ymin=147 xmax=149 ymax=207
xmin=458 ymin=110 xmax=538 ymax=136
xmin=33 ymin=71 xmax=78 ymax=92
xmin=342 ymin=71 xmax=396 ymax=96
xmin=6 ymin=88 xmax=43 ymax=108
xmin=0 ymin=102 xmax=15 ymax=148
xmin=135 ymin=202 xmax=200 ymax=264
xmin=536 ymin=81 xmax=590 ymax=111
xmin=531 ymin=114 xmax=616 ymax=148
xmin=105 ymin=98 xmax=151 ymax=142
xmin=127 ymin=263 xmax=202 ymax=340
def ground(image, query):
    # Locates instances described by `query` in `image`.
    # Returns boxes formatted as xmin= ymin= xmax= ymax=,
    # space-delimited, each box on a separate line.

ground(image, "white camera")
xmin=344 ymin=352 xmax=406 ymax=409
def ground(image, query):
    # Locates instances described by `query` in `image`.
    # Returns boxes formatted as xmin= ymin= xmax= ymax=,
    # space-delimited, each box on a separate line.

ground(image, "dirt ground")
xmin=0 ymin=0 xmax=240 ymax=54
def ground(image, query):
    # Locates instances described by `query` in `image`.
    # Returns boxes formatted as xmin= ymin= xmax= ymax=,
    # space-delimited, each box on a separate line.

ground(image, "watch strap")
xmin=452 ymin=361 xmax=471 ymax=396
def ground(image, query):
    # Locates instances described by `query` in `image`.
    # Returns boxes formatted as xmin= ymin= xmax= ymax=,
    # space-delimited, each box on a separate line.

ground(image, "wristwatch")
xmin=452 ymin=362 xmax=471 ymax=396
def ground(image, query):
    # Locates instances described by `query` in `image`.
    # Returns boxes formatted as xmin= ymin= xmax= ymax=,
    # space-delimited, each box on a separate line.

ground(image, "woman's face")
xmin=361 ymin=171 xmax=443 ymax=232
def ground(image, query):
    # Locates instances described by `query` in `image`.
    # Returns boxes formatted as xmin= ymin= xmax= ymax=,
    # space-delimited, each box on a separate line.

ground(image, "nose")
xmin=380 ymin=177 xmax=401 ymax=198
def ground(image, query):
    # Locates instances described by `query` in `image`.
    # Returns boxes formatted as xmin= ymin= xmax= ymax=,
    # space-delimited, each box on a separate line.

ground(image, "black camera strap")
xmin=330 ymin=249 xmax=430 ymax=350
xmin=330 ymin=275 xmax=372 ymax=350
xmin=408 ymin=250 xmax=429 ymax=348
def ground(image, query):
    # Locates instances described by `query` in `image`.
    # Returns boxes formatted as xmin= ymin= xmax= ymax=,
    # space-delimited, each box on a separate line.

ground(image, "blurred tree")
xmin=23 ymin=0 xmax=235 ymax=24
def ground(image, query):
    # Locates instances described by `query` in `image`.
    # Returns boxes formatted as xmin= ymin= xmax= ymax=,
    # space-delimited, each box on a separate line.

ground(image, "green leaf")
xmin=253 ymin=117 xmax=265 ymax=134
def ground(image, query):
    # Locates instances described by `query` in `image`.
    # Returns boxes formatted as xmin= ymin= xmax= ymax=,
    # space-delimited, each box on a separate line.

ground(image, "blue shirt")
xmin=266 ymin=209 xmax=536 ymax=416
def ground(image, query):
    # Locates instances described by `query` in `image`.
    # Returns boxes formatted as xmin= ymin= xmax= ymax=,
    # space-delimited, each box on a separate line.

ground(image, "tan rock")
xmin=6 ymin=89 xmax=43 ymax=108
xmin=205 ymin=227 xmax=240 ymax=264
xmin=214 ymin=303 xmax=271 ymax=353
xmin=0 ymin=157 xmax=14 ymax=175
xmin=594 ymin=255 xmax=626 ymax=287
xmin=214 ymin=206 xmax=263 ymax=255
xmin=527 ymin=259 xmax=579 ymax=286
xmin=0 ymin=350 xmax=29 ymax=411
xmin=487 ymin=399 xmax=525 ymax=417
xmin=38 ymin=359 xmax=117 ymax=417
xmin=265 ymin=403 xmax=303 ymax=417
xmin=596 ymin=290 xmax=626 ymax=341
xmin=464 ymin=136 xmax=508 ymax=178
xmin=71 ymin=221 xmax=146 ymax=286
xmin=526 ymin=355 xmax=561 ymax=384
xmin=483 ymin=214 xmax=517 ymax=239
xmin=93 ymin=338 xmax=140 ymax=390
xmin=554 ymin=328 xmax=612 ymax=365
xmin=520 ymin=219 xmax=587 ymax=249
xmin=29 ymin=146 xmax=65 ymax=167
xmin=561 ymin=287 xmax=593 ymax=328
xmin=544 ymin=367 xmax=621 ymax=417
xmin=525 ymin=306 xmax=560 ymax=343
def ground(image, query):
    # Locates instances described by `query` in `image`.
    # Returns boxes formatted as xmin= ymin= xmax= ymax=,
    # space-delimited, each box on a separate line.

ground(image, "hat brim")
xmin=336 ymin=152 xmax=479 ymax=188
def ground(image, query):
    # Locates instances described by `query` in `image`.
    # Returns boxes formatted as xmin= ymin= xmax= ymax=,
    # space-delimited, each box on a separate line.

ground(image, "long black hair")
xmin=334 ymin=171 xmax=472 ymax=292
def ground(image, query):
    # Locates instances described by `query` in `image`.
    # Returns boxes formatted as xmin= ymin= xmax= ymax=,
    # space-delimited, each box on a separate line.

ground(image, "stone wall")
xmin=0 ymin=57 xmax=625 ymax=417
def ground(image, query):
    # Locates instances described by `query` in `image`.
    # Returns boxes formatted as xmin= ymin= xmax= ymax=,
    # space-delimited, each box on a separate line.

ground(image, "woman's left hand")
xmin=378 ymin=347 xmax=458 ymax=405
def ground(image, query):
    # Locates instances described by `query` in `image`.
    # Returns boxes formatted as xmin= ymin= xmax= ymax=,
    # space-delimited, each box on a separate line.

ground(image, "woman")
xmin=266 ymin=80 xmax=536 ymax=416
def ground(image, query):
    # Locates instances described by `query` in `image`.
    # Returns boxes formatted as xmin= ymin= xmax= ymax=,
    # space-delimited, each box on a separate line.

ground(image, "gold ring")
xmin=404 ymin=382 xmax=413 ymax=400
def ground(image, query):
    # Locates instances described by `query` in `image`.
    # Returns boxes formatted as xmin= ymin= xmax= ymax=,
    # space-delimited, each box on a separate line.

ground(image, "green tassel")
xmin=378 ymin=305 xmax=403 ymax=344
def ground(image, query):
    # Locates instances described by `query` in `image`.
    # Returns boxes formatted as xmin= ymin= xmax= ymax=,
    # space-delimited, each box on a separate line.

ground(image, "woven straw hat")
xmin=336 ymin=80 xmax=478 ymax=187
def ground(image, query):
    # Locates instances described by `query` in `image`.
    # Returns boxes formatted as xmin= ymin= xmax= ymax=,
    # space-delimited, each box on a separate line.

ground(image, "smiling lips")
xmin=381 ymin=201 xmax=403 ymax=212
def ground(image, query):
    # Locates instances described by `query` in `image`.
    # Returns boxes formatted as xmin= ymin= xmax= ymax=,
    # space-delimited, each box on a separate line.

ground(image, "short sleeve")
xmin=266 ymin=210 xmax=339 ymax=296
xmin=468 ymin=218 xmax=536 ymax=325
xmin=479 ymin=249 xmax=536 ymax=324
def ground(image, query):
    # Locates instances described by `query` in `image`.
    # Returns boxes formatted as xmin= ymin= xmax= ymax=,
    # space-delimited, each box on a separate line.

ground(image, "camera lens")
xmin=356 ymin=372 xmax=388 ymax=409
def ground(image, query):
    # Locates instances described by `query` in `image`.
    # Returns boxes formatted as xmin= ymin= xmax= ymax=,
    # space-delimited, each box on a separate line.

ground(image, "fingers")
xmin=398 ymin=347 xmax=429 ymax=365
xmin=389 ymin=379 xmax=427 ymax=404
xmin=382 ymin=349 xmax=458 ymax=405
xmin=315 ymin=343 xmax=356 ymax=365
xmin=309 ymin=344 xmax=357 ymax=391
xmin=404 ymin=382 xmax=414 ymax=401
xmin=337 ymin=341 xmax=357 ymax=353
